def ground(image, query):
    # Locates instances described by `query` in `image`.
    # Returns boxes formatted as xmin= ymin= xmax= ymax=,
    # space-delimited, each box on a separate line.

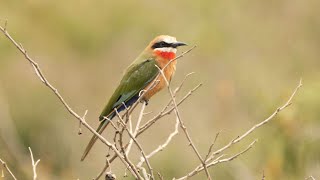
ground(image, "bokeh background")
xmin=0 ymin=0 xmax=319 ymax=179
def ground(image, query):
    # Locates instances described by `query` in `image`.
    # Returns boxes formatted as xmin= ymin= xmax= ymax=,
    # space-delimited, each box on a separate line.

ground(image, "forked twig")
xmin=174 ymin=79 xmax=302 ymax=179
xmin=28 ymin=147 xmax=40 ymax=180
xmin=0 ymin=20 xmax=141 ymax=180
xmin=175 ymin=140 xmax=258 ymax=180
xmin=155 ymin=65 xmax=212 ymax=180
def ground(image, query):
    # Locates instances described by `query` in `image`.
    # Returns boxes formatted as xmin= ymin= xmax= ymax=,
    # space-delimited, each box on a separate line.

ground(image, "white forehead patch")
xmin=162 ymin=36 xmax=177 ymax=44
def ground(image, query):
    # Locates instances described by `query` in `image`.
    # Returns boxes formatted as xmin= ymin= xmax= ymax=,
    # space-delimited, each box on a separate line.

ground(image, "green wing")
xmin=99 ymin=58 xmax=159 ymax=120
xmin=81 ymin=58 xmax=159 ymax=161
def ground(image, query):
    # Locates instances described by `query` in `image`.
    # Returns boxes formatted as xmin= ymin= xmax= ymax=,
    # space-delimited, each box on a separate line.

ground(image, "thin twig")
xmin=28 ymin=147 xmax=40 ymax=180
xmin=156 ymin=65 xmax=212 ymax=180
xmin=174 ymin=140 xmax=257 ymax=180
xmin=115 ymin=109 xmax=154 ymax=180
xmin=125 ymin=102 xmax=146 ymax=156
xmin=209 ymin=79 xmax=303 ymax=160
xmin=0 ymin=21 xmax=141 ymax=179
xmin=138 ymin=83 xmax=202 ymax=136
xmin=205 ymin=131 xmax=221 ymax=161
xmin=114 ymin=110 xmax=144 ymax=180
xmin=176 ymin=79 xmax=302 ymax=180
xmin=137 ymin=116 xmax=180 ymax=167
xmin=305 ymin=176 xmax=316 ymax=180
xmin=95 ymin=82 xmax=201 ymax=180
xmin=78 ymin=110 xmax=88 ymax=135
xmin=158 ymin=172 xmax=164 ymax=180
xmin=0 ymin=158 xmax=17 ymax=180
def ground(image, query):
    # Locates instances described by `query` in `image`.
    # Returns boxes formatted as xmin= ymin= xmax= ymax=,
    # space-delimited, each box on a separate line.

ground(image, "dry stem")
xmin=0 ymin=21 xmax=140 ymax=179
xmin=28 ymin=147 xmax=40 ymax=180
xmin=156 ymin=65 xmax=212 ymax=180
xmin=0 ymin=158 xmax=17 ymax=180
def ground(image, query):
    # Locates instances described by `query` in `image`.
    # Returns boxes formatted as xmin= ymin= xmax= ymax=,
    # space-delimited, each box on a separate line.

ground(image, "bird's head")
xmin=147 ymin=35 xmax=187 ymax=60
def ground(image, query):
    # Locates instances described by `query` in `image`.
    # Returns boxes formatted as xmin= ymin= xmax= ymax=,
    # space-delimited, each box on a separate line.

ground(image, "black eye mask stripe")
xmin=151 ymin=41 xmax=173 ymax=49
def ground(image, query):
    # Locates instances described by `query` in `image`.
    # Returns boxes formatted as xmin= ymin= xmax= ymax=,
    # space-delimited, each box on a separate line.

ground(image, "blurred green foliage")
xmin=0 ymin=0 xmax=319 ymax=179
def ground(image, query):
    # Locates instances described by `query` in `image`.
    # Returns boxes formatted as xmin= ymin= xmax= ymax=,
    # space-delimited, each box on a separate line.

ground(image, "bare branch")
xmin=115 ymin=109 xmax=154 ymax=180
xmin=28 ymin=147 xmax=40 ymax=180
xmin=138 ymin=83 xmax=202 ymax=136
xmin=209 ymin=79 xmax=303 ymax=160
xmin=176 ymin=79 xmax=302 ymax=179
xmin=114 ymin=110 xmax=144 ymax=180
xmin=157 ymin=172 xmax=164 ymax=180
xmin=125 ymin=102 xmax=147 ymax=156
xmin=78 ymin=110 xmax=88 ymax=135
xmin=175 ymin=140 xmax=258 ymax=180
xmin=162 ymin=46 xmax=197 ymax=71
xmin=0 ymin=158 xmax=17 ymax=180
xmin=305 ymin=176 xmax=316 ymax=180
xmin=0 ymin=21 xmax=141 ymax=179
xmin=137 ymin=116 xmax=180 ymax=167
xmin=156 ymin=65 xmax=212 ymax=180
xmin=205 ymin=131 xmax=221 ymax=161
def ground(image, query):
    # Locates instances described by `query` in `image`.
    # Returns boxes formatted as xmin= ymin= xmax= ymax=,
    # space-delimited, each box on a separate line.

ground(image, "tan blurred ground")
xmin=0 ymin=0 xmax=320 ymax=179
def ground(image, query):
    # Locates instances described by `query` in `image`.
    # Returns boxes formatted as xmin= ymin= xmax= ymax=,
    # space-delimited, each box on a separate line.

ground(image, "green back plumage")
xmin=99 ymin=57 xmax=159 ymax=120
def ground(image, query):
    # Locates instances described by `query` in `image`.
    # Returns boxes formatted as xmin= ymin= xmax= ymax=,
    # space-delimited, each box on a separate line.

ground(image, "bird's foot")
xmin=140 ymin=98 xmax=149 ymax=105
xmin=144 ymin=99 xmax=149 ymax=106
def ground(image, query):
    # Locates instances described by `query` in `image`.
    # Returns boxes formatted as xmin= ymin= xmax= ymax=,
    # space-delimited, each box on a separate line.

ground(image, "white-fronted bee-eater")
xmin=81 ymin=35 xmax=187 ymax=161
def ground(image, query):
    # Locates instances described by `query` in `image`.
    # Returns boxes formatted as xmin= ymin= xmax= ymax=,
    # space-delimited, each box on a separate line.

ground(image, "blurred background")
xmin=0 ymin=0 xmax=319 ymax=179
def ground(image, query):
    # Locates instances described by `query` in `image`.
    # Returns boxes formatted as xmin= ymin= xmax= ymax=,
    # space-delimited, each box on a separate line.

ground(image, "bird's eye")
xmin=152 ymin=41 xmax=171 ymax=49
xmin=159 ymin=42 xmax=166 ymax=47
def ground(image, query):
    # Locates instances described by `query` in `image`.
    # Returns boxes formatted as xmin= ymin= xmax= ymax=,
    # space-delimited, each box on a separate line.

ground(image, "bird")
xmin=81 ymin=35 xmax=187 ymax=161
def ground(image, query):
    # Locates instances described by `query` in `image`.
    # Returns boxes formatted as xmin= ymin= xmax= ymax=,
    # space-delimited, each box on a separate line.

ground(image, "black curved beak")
xmin=172 ymin=42 xmax=187 ymax=48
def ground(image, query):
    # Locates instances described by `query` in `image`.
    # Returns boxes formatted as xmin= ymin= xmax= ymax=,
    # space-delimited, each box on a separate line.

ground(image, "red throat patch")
xmin=155 ymin=50 xmax=176 ymax=60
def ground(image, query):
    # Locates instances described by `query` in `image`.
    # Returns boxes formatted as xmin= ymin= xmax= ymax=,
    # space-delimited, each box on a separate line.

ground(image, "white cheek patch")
xmin=154 ymin=47 xmax=177 ymax=53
